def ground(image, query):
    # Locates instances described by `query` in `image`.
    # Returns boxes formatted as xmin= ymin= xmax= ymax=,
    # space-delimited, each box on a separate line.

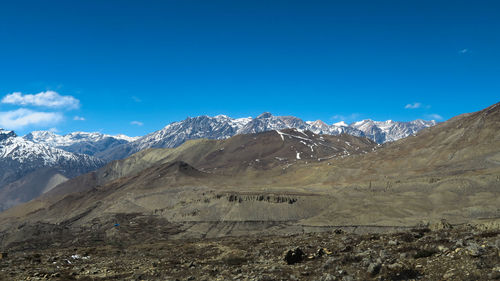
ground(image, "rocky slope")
xmin=1 ymin=223 xmax=499 ymax=281
xmin=37 ymin=128 xmax=377 ymax=201
xmin=99 ymin=115 xmax=251 ymax=160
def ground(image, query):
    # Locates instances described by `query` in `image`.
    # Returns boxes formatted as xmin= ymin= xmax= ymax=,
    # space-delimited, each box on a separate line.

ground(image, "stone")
xmin=399 ymin=252 xmax=409 ymax=259
xmin=379 ymin=250 xmax=389 ymax=259
xmin=437 ymin=245 xmax=449 ymax=252
xmin=367 ymin=262 xmax=382 ymax=276
xmin=316 ymin=247 xmax=331 ymax=257
xmin=323 ymin=257 xmax=336 ymax=269
xmin=387 ymin=263 xmax=403 ymax=270
xmin=284 ymin=248 xmax=305 ymax=265
xmin=466 ymin=242 xmax=484 ymax=257
xmin=319 ymin=273 xmax=336 ymax=281
xmin=388 ymin=240 xmax=398 ymax=246
xmin=443 ymin=271 xmax=455 ymax=279
xmin=361 ymin=256 xmax=372 ymax=267
xmin=431 ymin=219 xmax=453 ymax=231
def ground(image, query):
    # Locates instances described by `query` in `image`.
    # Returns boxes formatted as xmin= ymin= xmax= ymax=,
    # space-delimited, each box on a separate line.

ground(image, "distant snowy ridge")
xmin=350 ymin=119 xmax=437 ymax=143
xmin=98 ymin=113 xmax=437 ymax=160
xmin=24 ymin=131 xmax=139 ymax=156
xmin=0 ymin=130 xmax=104 ymax=187
xmin=0 ymin=129 xmax=16 ymax=142
xmin=24 ymin=131 xmax=139 ymax=146
xmin=0 ymin=129 xmax=106 ymax=211
xmin=9 ymin=113 xmax=436 ymax=161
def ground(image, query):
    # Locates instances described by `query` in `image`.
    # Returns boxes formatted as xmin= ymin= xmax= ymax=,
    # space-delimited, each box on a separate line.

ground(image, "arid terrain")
xmin=0 ymin=103 xmax=499 ymax=280
xmin=1 ymin=223 xmax=500 ymax=280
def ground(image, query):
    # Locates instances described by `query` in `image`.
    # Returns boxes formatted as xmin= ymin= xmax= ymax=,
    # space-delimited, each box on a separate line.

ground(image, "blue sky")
xmin=0 ymin=0 xmax=498 ymax=136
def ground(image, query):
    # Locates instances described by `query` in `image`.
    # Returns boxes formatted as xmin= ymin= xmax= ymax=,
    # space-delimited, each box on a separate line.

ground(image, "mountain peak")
xmin=0 ymin=129 xmax=17 ymax=141
xmin=114 ymin=134 xmax=139 ymax=142
xmin=311 ymin=120 xmax=328 ymax=127
xmin=333 ymin=121 xmax=348 ymax=127
xmin=214 ymin=114 xmax=230 ymax=119
xmin=257 ymin=112 xmax=273 ymax=119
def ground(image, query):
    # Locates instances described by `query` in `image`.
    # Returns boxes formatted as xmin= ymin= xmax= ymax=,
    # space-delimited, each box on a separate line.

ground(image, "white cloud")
xmin=1 ymin=91 xmax=80 ymax=109
xmin=405 ymin=102 xmax=422 ymax=109
xmin=131 ymin=96 xmax=142 ymax=103
xmin=0 ymin=109 xmax=63 ymax=129
xmin=459 ymin=49 xmax=468 ymax=54
xmin=130 ymin=121 xmax=143 ymax=126
xmin=426 ymin=113 xmax=443 ymax=120
xmin=73 ymin=116 xmax=85 ymax=121
xmin=331 ymin=113 xmax=360 ymax=122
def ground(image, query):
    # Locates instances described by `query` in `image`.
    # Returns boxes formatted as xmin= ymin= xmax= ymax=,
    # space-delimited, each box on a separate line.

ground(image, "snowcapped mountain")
xmin=0 ymin=129 xmax=16 ymax=142
xmin=24 ymin=131 xmax=138 ymax=156
xmin=1 ymin=129 xmax=105 ymax=183
xmin=236 ymin=112 xmax=308 ymax=134
xmin=0 ymin=129 xmax=106 ymax=210
xmin=100 ymin=115 xmax=252 ymax=160
xmin=0 ymin=114 xmax=436 ymax=210
xmin=15 ymin=114 xmax=435 ymax=162
xmin=350 ymin=119 xmax=437 ymax=143
xmin=307 ymin=119 xmax=365 ymax=137
xmin=0 ymin=129 xmax=105 ymax=211
xmin=98 ymin=113 xmax=437 ymax=160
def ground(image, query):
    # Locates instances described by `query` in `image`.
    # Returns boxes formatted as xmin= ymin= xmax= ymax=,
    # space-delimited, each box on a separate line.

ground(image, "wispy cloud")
xmin=130 ymin=121 xmax=143 ymax=126
xmin=73 ymin=116 xmax=85 ymax=121
xmin=459 ymin=48 xmax=468 ymax=54
xmin=131 ymin=96 xmax=142 ymax=103
xmin=1 ymin=91 xmax=80 ymax=109
xmin=405 ymin=102 xmax=422 ymax=109
xmin=0 ymin=109 xmax=63 ymax=129
xmin=425 ymin=113 xmax=443 ymax=120
xmin=331 ymin=113 xmax=360 ymax=122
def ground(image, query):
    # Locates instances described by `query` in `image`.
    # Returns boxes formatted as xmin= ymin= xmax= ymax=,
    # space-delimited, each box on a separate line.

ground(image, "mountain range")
xmin=21 ymin=114 xmax=436 ymax=161
xmin=0 ymin=113 xmax=436 ymax=212
xmin=24 ymin=131 xmax=138 ymax=156
xmin=95 ymin=113 xmax=437 ymax=160
xmin=0 ymin=102 xmax=497 ymax=249
xmin=0 ymin=129 xmax=105 ymax=211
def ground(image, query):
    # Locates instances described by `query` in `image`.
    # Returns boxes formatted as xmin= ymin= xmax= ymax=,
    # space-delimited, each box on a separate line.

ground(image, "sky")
xmin=0 ymin=0 xmax=498 ymax=136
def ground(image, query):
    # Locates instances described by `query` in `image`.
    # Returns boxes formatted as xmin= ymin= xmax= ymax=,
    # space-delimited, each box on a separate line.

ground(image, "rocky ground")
xmin=0 ymin=224 xmax=499 ymax=281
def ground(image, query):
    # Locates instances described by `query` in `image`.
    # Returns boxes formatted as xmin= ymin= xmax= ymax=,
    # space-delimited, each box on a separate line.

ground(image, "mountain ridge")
xmin=24 ymin=131 xmax=138 ymax=156
xmin=97 ymin=113 xmax=436 ymax=160
xmin=0 ymin=102 xmax=498 ymax=250
xmin=0 ymin=131 xmax=105 ymax=211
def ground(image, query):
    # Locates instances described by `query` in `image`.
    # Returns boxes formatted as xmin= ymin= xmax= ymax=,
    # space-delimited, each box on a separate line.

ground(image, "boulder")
xmin=284 ymin=248 xmax=305 ymax=265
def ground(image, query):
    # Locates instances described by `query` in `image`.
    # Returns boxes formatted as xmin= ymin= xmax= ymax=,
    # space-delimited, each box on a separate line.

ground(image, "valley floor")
xmin=1 ymin=225 xmax=499 ymax=281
